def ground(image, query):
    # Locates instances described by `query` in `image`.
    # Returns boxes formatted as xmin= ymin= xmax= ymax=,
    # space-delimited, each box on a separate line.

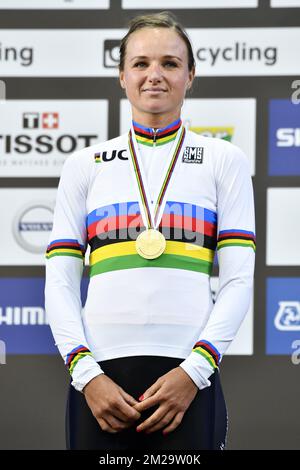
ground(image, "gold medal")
xmin=136 ymin=229 xmax=166 ymax=259
xmin=128 ymin=124 xmax=186 ymax=259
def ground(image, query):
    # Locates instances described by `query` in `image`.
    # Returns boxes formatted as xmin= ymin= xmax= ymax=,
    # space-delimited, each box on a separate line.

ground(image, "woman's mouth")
xmin=143 ymin=88 xmax=166 ymax=95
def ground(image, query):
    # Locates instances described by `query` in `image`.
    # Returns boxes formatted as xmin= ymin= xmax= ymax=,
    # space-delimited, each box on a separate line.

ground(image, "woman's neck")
xmin=132 ymin=112 xmax=181 ymax=130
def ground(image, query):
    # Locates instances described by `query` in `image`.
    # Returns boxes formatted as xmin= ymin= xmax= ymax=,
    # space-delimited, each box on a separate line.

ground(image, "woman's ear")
xmin=119 ymin=71 xmax=125 ymax=89
xmin=187 ymin=66 xmax=195 ymax=90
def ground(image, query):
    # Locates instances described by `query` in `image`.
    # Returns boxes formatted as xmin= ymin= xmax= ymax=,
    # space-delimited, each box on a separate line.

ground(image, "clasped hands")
xmin=84 ymin=365 xmax=198 ymax=435
xmin=131 ymin=366 xmax=198 ymax=435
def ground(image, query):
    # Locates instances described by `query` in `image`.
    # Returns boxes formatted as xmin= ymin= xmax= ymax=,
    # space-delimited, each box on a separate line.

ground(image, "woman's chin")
xmin=141 ymin=104 xmax=169 ymax=114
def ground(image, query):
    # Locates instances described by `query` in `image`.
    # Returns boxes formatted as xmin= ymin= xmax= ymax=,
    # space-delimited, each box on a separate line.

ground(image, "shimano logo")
xmin=276 ymin=128 xmax=300 ymax=147
xmin=0 ymin=307 xmax=48 ymax=325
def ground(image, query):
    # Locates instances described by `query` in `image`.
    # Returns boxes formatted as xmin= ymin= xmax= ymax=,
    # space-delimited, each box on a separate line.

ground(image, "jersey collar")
xmin=132 ymin=118 xmax=182 ymax=147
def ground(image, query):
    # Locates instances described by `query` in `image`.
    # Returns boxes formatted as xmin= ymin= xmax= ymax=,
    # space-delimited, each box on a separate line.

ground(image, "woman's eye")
xmin=134 ymin=62 xmax=147 ymax=68
xmin=164 ymin=61 xmax=177 ymax=67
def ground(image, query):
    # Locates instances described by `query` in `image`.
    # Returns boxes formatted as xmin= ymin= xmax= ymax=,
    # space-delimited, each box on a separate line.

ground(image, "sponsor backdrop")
xmin=0 ymin=0 xmax=299 ymax=450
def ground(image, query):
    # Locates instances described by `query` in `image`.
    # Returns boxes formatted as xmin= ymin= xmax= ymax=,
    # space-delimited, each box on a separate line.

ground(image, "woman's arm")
xmin=44 ymin=151 xmax=104 ymax=393
xmin=179 ymin=142 xmax=256 ymax=389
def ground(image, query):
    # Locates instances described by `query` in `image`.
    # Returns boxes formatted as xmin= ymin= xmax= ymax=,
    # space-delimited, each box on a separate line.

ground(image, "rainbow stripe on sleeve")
xmin=192 ymin=339 xmax=221 ymax=370
xmin=217 ymin=229 xmax=256 ymax=252
xmin=45 ymin=238 xmax=85 ymax=261
xmin=65 ymin=345 xmax=93 ymax=375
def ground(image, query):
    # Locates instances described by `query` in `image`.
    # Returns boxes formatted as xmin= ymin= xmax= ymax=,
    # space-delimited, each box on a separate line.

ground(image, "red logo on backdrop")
xmin=23 ymin=112 xmax=60 ymax=129
xmin=42 ymin=113 xmax=59 ymax=129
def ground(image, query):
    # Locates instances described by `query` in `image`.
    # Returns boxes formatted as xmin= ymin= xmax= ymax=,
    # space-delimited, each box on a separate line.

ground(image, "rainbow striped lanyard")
xmin=128 ymin=123 xmax=186 ymax=230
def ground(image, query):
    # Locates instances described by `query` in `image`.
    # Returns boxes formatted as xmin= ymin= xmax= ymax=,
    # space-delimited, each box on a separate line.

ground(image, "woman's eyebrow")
xmin=130 ymin=55 xmax=183 ymax=62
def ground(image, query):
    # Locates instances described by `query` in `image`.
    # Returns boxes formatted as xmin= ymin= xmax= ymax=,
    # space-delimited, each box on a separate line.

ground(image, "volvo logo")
xmin=13 ymin=201 xmax=54 ymax=254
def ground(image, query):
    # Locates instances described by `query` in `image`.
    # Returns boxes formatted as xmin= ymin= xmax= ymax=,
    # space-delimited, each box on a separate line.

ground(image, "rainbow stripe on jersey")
xmin=86 ymin=200 xmax=217 ymax=277
xmin=45 ymin=238 xmax=85 ymax=261
xmin=217 ymin=229 xmax=256 ymax=252
xmin=132 ymin=118 xmax=181 ymax=146
xmin=192 ymin=340 xmax=221 ymax=370
xmin=65 ymin=345 xmax=93 ymax=375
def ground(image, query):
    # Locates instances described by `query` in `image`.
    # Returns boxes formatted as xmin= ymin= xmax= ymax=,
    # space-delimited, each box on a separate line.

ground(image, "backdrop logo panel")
xmin=266 ymin=278 xmax=300 ymax=355
xmin=13 ymin=201 xmax=54 ymax=254
xmin=0 ymin=188 xmax=92 ymax=266
xmin=0 ymin=29 xmax=299 ymax=76
xmin=266 ymin=188 xmax=300 ymax=266
xmin=120 ymin=98 xmax=256 ymax=175
xmin=0 ymin=100 xmax=108 ymax=176
xmin=0 ymin=277 xmax=89 ymax=354
xmin=271 ymin=0 xmax=300 ymax=6
xmin=210 ymin=277 xmax=253 ymax=355
xmin=269 ymin=99 xmax=300 ymax=176
xmin=0 ymin=29 xmax=126 ymax=76
xmin=103 ymin=39 xmax=121 ymax=68
xmin=122 ymin=0 xmax=258 ymax=8
xmin=0 ymin=0 xmax=109 ymax=9
xmin=0 ymin=189 xmax=56 ymax=265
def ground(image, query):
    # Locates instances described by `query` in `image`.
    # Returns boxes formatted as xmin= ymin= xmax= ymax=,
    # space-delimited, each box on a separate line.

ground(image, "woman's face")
xmin=119 ymin=27 xmax=195 ymax=123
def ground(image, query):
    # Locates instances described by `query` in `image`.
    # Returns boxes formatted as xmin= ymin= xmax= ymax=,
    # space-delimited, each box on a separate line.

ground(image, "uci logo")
xmin=94 ymin=149 xmax=127 ymax=163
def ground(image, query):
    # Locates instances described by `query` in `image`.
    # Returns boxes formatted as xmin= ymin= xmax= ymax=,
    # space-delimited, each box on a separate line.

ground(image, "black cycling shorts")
xmin=65 ymin=355 xmax=228 ymax=451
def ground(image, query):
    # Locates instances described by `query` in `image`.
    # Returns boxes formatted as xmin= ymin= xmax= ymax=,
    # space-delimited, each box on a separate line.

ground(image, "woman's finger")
xmin=161 ymin=411 xmax=185 ymax=435
xmin=118 ymin=387 xmax=140 ymax=406
xmin=143 ymin=410 xmax=175 ymax=434
xmin=138 ymin=380 xmax=162 ymax=402
xmin=97 ymin=416 xmax=118 ymax=434
xmin=136 ymin=404 xmax=168 ymax=432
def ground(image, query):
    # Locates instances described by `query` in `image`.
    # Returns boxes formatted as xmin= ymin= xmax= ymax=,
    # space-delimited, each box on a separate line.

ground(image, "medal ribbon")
xmin=128 ymin=125 xmax=186 ymax=229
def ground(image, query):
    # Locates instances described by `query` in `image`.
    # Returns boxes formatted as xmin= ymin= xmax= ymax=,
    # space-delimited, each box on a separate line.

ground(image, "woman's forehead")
xmin=125 ymin=28 xmax=187 ymax=58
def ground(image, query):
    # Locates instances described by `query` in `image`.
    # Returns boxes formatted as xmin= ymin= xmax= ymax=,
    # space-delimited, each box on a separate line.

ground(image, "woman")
xmin=45 ymin=11 xmax=256 ymax=451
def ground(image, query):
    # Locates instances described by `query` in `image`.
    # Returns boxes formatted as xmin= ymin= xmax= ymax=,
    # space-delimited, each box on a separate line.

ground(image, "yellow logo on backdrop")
xmin=189 ymin=126 xmax=234 ymax=142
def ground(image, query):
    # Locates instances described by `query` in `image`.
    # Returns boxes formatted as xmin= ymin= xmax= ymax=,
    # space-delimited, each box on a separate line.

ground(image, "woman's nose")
xmin=147 ymin=63 xmax=162 ymax=81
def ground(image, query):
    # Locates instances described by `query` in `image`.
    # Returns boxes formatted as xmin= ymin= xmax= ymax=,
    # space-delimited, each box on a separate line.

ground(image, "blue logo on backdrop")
xmin=269 ymin=99 xmax=300 ymax=175
xmin=0 ymin=277 xmax=89 ymax=354
xmin=266 ymin=278 xmax=300 ymax=354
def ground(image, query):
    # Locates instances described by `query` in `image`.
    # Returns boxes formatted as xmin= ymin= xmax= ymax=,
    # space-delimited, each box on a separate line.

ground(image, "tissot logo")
xmin=0 ymin=111 xmax=97 ymax=155
xmin=0 ymin=100 xmax=107 ymax=176
xmin=23 ymin=112 xmax=59 ymax=129
xmin=0 ymin=133 xmax=96 ymax=154
xmin=182 ymin=147 xmax=204 ymax=164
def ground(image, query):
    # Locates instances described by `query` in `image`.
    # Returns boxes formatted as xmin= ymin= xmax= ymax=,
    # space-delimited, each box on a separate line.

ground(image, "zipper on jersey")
xmin=152 ymin=128 xmax=157 ymax=147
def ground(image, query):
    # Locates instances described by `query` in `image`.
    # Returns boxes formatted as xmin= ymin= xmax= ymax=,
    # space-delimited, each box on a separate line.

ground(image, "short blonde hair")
xmin=118 ymin=11 xmax=195 ymax=72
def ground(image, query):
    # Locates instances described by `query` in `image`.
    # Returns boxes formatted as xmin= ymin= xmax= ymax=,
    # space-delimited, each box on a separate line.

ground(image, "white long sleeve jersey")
xmin=44 ymin=119 xmax=256 ymax=393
